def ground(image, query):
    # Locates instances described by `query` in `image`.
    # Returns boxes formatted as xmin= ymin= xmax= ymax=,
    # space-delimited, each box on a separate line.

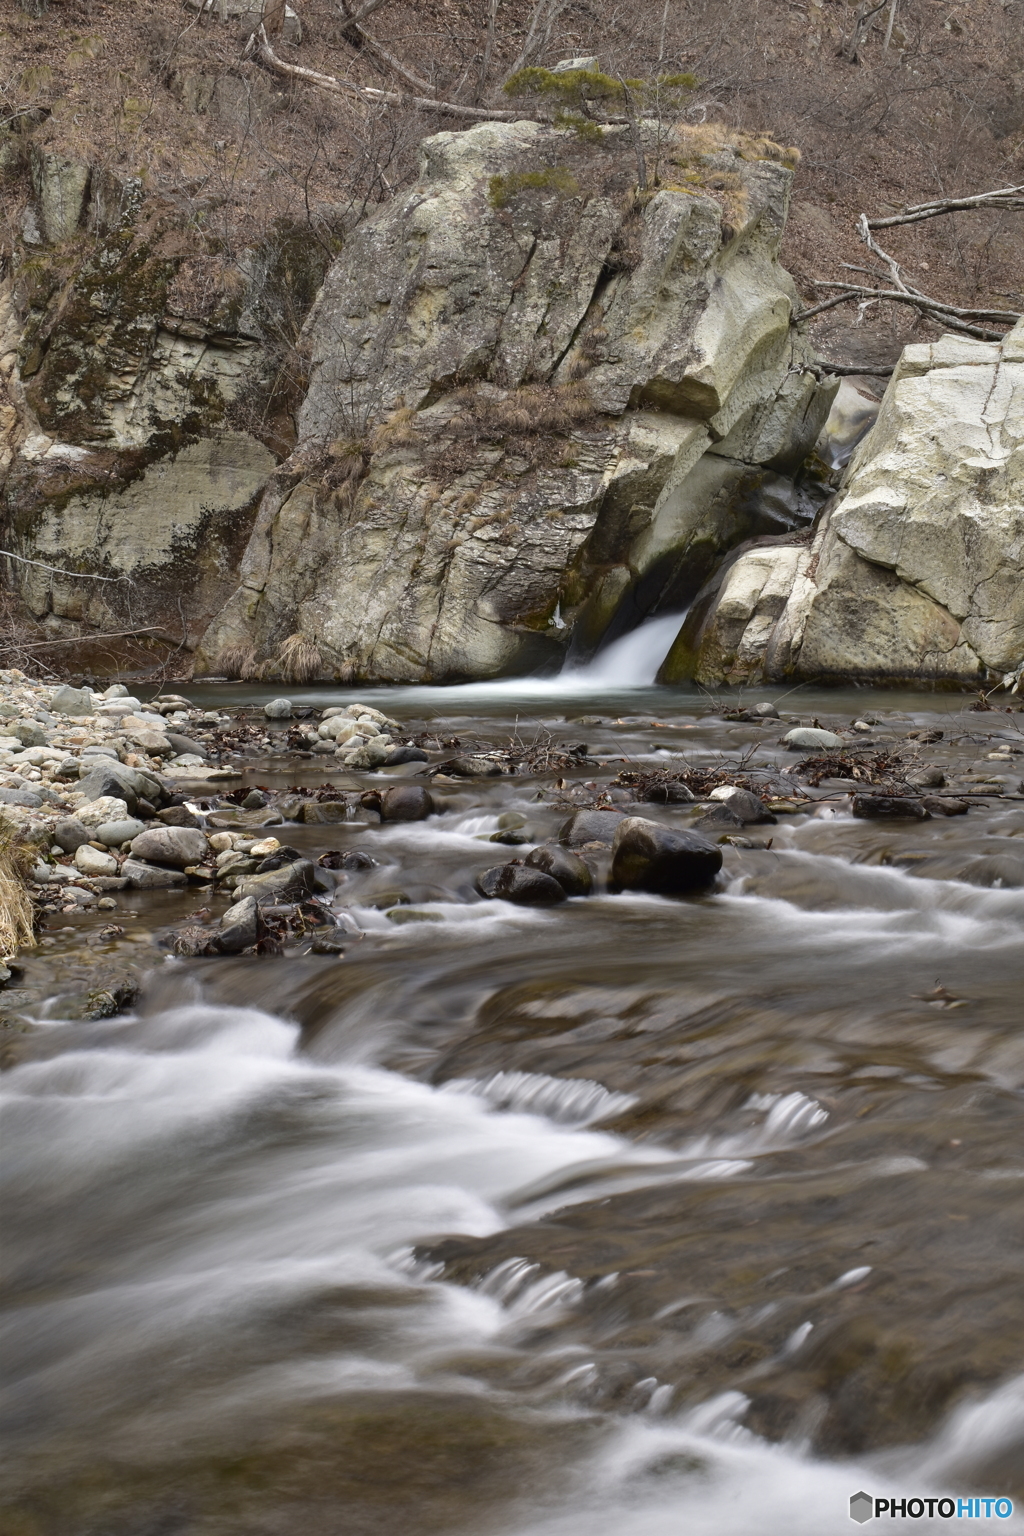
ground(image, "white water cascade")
xmin=558 ymin=610 xmax=686 ymax=689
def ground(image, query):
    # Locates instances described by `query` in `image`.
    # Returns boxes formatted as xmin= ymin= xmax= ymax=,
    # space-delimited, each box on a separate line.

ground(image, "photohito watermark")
xmin=850 ymin=1494 xmax=1015 ymax=1523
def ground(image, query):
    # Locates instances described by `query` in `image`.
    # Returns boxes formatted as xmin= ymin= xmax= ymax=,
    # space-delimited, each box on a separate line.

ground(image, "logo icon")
xmin=850 ymin=1491 xmax=874 ymax=1524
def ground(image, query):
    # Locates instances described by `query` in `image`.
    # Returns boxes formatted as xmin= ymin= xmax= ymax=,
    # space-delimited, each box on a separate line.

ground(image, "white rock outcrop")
xmin=666 ymin=319 xmax=1024 ymax=686
xmin=199 ymin=119 xmax=836 ymax=683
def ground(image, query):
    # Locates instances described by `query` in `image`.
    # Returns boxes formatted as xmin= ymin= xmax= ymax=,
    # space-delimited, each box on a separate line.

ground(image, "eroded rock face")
xmin=0 ymin=197 xmax=332 ymax=663
xmin=668 ymin=321 xmax=1024 ymax=686
xmin=199 ymin=119 xmax=835 ymax=682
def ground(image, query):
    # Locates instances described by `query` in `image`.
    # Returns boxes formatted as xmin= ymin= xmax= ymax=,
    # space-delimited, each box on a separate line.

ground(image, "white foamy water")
xmin=498 ymin=1384 xmax=1024 ymax=1535
xmin=0 ymin=1001 xmax=718 ymax=1445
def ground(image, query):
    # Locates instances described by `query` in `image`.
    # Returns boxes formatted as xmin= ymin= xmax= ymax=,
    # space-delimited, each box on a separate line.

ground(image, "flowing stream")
xmin=2 ymin=669 xmax=1023 ymax=1535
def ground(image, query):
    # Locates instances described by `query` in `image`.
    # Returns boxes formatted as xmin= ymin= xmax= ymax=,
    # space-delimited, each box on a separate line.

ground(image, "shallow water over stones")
xmin=2 ymin=680 xmax=1024 ymax=1535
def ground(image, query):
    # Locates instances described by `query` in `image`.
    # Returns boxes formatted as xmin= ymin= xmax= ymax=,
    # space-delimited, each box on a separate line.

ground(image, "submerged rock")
xmin=851 ymin=796 xmax=931 ymax=820
xmin=611 ymin=817 xmax=722 ymax=894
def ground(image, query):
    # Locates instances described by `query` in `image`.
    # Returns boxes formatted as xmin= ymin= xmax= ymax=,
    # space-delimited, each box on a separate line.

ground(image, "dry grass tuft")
xmin=214 ymin=644 xmax=261 ymax=681
xmin=274 ymin=633 xmax=323 ymax=684
xmin=450 ymin=381 xmax=598 ymax=442
xmin=0 ymin=821 xmax=35 ymax=961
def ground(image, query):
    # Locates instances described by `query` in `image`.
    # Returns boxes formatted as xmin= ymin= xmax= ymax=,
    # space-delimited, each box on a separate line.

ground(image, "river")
xmin=2 ymin=631 xmax=1023 ymax=1535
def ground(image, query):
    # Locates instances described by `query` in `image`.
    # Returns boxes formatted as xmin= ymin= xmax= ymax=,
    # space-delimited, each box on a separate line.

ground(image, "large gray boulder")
xmin=129 ymin=826 xmax=209 ymax=868
xmin=198 ymin=120 xmax=835 ymax=683
xmin=122 ymin=859 xmax=188 ymax=889
xmin=666 ymin=320 xmax=1024 ymax=686
xmin=77 ymin=761 xmax=165 ymax=813
xmin=50 ymin=685 xmax=95 ymax=716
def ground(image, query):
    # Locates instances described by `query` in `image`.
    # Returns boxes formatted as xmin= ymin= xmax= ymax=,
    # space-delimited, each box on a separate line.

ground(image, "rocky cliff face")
xmin=666 ymin=320 xmax=1024 ymax=688
xmin=197 ymin=118 xmax=836 ymax=682
xmin=0 ymin=160 xmax=332 ymax=667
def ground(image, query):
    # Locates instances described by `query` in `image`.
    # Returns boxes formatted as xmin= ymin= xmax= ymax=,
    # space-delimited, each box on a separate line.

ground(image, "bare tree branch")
xmin=478 ymin=0 xmax=499 ymax=102
xmin=801 ymin=283 xmax=1017 ymax=340
xmin=868 ymin=185 xmax=1024 ymax=228
xmin=508 ymin=0 xmax=570 ymax=77
xmin=841 ymin=0 xmax=888 ymax=63
xmin=248 ymin=27 xmax=519 ymax=120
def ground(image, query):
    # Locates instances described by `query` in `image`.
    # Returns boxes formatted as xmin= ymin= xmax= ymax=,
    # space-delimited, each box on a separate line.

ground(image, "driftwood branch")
xmin=248 ymin=27 xmax=520 ymax=120
xmin=868 ymin=185 xmax=1024 ymax=229
xmin=1 ymin=550 xmax=130 ymax=582
xmin=5 ymin=627 xmax=163 ymax=649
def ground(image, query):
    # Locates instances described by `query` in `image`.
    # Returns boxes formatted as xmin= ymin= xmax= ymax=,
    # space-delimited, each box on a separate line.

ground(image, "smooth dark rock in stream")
xmin=310 ymin=929 xmax=347 ymax=955
xmin=380 ymin=785 xmax=434 ymax=822
xmin=237 ymin=858 xmax=316 ymax=903
xmin=611 ymin=817 xmax=723 ymax=895
xmin=710 ymin=787 xmax=775 ymax=823
xmin=922 ymin=796 xmax=969 ymax=816
xmin=694 ymin=804 xmax=745 ymax=830
xmin=242 ymin=789 xmax=267 ymax=809
xmin=217 ymin=895 xmax=259 ymax=953
xmin=129 ymin=826 xmax=209 ymax=868
xmin=476 ymin=861 xmax=567 ymax=906
xmin=384 ymin=746 xmax=429 ymax=766
xmin=558 ymin=809 xmax=626 ymax=847
xmin=53 ymin=818 xmax=93 ymax=853
xmin=525 ymin=844 xmax=593 ymax=896
xmin=852 ymin=795 xmax=931 ymax=820
xmin=320 ymin=849 xmax=378 ymax=870
xmin=255 ymin=846 xmax=303 ymax=873
xmin=908 ymin=766 xmax=945 ymax=788
xmin=301 ymin=801 xmax=351 ymax=824
xmin=61 ymin=975 xmax=140 ymax=1020
xmin=639 ymin=780 xmax=695 ymax=805
xmin=444 ymin=756 xmax=504 ymax=778
xmin=157 ymin=805 xmax=202 ymax=828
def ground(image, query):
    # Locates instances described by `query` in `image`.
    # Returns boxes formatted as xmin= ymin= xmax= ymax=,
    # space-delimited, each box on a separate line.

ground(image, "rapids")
xmin=2 ymin=669 xmax=1023 ymax=1535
